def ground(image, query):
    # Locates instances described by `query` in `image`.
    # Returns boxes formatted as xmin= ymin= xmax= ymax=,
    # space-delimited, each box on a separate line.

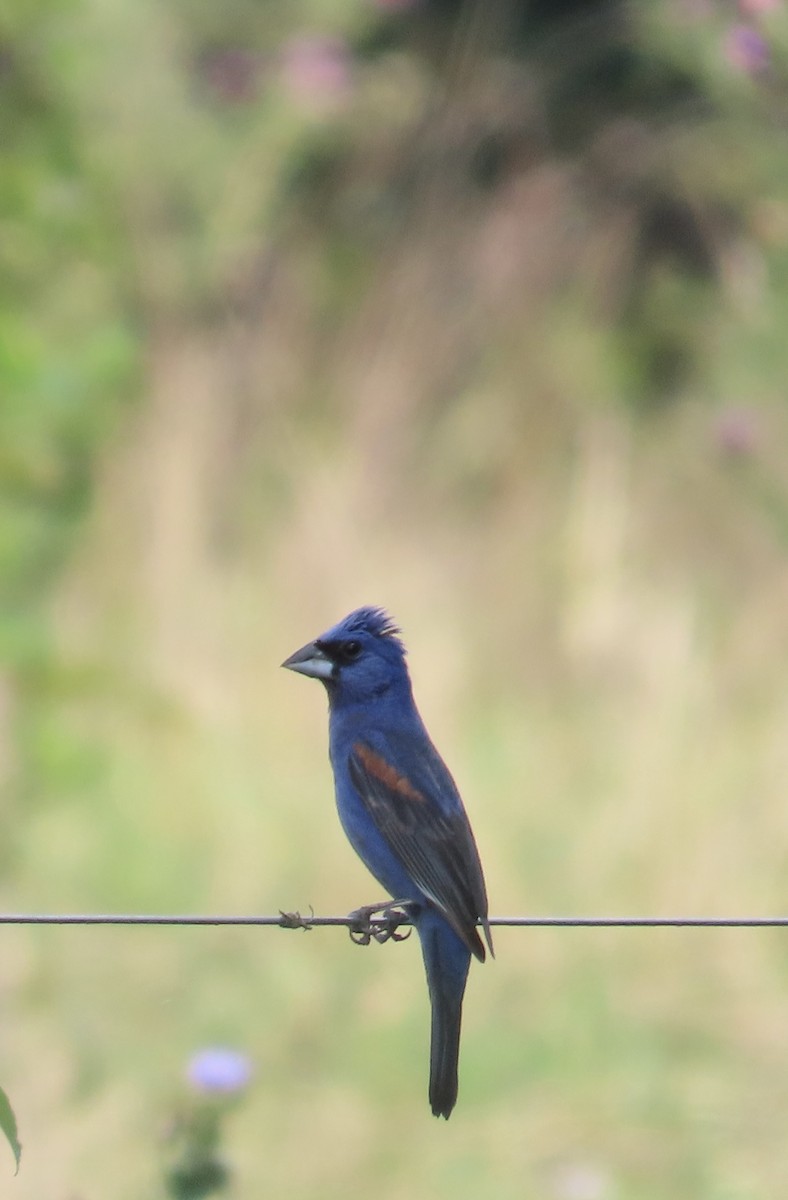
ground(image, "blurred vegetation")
xmin=3 ymin=0 xmax=788 ymax=1196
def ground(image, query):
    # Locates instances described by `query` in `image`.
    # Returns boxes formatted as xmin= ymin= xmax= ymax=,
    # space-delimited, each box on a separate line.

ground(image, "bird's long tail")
xmin=418 ymin=913 xmax=471 ymax=1119
xmin=429 ymin=980 xmax=464 ymax=1119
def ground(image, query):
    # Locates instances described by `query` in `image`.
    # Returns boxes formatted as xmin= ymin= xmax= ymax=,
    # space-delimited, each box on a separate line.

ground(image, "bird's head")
xmin=281 ymin=606 xmax=409 ymax=704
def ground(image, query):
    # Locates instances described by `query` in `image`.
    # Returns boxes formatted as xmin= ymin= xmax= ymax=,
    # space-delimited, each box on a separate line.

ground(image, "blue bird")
xmin=282 ymin=606 xmax=492 ymax=1118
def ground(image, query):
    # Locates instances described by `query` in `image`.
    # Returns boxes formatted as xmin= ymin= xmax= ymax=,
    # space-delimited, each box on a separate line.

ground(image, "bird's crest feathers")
xmin=340 ymin=606 xmax=404 ymax=649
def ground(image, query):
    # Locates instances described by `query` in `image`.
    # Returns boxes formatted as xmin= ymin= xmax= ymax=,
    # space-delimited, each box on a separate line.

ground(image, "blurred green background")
xmin=3 ymin=0 xmax=788 ymax=1195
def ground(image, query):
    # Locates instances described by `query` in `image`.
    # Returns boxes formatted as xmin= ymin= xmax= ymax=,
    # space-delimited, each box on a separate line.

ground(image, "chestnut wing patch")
xmin=348 ymin=740 xmax=488 ymax=960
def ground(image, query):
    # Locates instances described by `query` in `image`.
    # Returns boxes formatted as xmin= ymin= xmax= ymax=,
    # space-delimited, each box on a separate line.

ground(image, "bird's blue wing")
xmin=347 ymin=735 xmax=492 ymax=961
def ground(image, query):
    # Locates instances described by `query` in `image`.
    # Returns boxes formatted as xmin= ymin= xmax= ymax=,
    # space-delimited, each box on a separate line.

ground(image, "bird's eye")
xmin=342 ymin=639 xmax=362 ymax=661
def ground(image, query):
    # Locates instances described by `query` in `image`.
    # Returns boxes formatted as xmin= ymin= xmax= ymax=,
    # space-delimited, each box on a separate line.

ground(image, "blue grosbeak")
xmin=282 ymin=606 xmax=492 ymax=1118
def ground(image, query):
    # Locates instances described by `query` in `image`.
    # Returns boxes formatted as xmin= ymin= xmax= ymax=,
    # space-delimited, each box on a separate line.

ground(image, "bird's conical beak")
xmin=281 ymin=639 xmax=335 ymax=681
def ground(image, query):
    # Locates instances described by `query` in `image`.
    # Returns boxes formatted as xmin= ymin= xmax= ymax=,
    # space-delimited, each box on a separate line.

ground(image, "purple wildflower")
xmin=200 ymin=48 xmax=263 ymax=103
xmin=724 ymin=24 xmax=771 ymax=73
xmin=187 ymin=1048 xmax=252 ymax=1096
xmin=714 ymin=408 xmax=759 ymax=458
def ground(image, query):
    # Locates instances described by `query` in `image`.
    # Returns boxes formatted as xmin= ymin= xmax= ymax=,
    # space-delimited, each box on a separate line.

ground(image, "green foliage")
xmin=0 ymin=1086 xmax=21 ymax=1173
xmin=0 ymin=2 xmax=138 ymax=714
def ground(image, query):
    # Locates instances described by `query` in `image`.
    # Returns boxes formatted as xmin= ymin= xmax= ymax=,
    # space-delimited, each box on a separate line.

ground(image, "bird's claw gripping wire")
xmin=347 ymin=900 xmax=413 ymax=945
xmin=278 ymin=907 xmax=314 ymax=931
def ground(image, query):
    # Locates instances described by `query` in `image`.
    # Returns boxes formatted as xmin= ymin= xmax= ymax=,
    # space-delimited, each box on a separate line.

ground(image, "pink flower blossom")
xmin=281 ymin=34 xmax=353 ymax=111
xmin=739 ymin=0 xmax=780 ymax=15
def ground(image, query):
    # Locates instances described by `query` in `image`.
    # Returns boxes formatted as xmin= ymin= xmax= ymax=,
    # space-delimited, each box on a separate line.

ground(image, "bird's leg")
xmin=347 ymin=900 xmax=414 ymax=945
xmin=375 ymin=901 xmax=414 ymax=944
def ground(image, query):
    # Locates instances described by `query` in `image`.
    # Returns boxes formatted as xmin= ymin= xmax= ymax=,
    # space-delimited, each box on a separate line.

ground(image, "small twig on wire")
xmin=1 ymin=913 xmax=788 ymax=928
xmin=278 ymin=908 xmax=315 ymax=931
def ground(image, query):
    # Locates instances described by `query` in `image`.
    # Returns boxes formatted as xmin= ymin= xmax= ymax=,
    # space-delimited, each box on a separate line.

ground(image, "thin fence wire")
xmin=1 ymin=913 xmax=788 ymax=928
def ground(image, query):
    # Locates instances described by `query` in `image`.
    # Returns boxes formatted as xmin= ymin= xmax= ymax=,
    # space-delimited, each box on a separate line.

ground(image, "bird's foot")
xmin=347 ymin=900 xmax=413 ymax=946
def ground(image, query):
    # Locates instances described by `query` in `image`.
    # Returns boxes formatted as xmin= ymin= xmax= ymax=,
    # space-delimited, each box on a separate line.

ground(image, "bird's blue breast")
xmin=329 ymin=740 xmax=428 ymax=903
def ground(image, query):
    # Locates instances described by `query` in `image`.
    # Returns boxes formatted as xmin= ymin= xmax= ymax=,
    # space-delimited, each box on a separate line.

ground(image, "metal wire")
xmin=1 ymin=913 xmax=788 ymax=928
